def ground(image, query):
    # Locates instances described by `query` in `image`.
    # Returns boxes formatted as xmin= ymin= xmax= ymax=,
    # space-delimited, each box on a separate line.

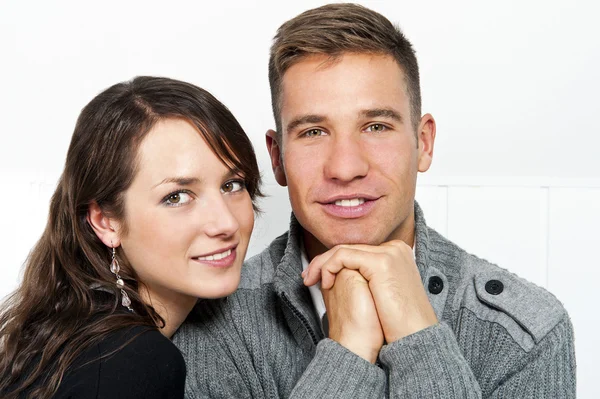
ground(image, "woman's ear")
xmin=87 ymin=202 xmax=121 ymax=247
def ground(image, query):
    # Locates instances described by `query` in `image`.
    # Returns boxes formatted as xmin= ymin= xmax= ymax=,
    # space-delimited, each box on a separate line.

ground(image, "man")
xmin=174 ymin=3 xmax=576 ymax=398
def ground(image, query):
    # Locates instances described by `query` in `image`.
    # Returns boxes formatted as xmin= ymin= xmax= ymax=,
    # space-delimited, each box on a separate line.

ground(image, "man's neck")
xmin=302 ymin=230 xmax=328 ymax=262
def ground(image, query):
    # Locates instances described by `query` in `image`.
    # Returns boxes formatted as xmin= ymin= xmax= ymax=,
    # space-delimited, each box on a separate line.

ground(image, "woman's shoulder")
xmin=56 ymin=325 xmax=186 ymax=399
xmin=97 ymin=324 xmax=185 ymax=363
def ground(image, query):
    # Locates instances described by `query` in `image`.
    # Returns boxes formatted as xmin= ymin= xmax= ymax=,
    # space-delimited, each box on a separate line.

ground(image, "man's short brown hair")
xmin=268 ymin=3 xmax=421 ymax=139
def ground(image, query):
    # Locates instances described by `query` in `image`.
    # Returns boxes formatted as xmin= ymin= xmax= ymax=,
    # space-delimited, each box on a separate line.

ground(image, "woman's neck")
xmin=139 ymin=287 xmax=197 ymax=339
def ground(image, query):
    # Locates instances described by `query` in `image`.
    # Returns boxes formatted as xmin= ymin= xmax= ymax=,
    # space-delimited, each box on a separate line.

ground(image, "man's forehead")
xmin=279 ymin=54 xmax=409 ymax=125
xmin=280 ymin=53 xmax=408 ymax=102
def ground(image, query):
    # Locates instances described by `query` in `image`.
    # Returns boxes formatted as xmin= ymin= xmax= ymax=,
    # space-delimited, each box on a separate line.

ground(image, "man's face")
xmin=267 ymin=53 xmax=435 ymax=254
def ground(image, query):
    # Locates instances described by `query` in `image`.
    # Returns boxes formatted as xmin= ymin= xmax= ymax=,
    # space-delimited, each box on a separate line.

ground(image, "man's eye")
xmin=164 ymin=191 xmax=193 ymax=207
xmin=221 ymin=180 xmax=246 ymax=194
xmin=304 ymin=129 xmax=326 ymax=138
xmin=365 ymin=124 xmax=386 ymax=133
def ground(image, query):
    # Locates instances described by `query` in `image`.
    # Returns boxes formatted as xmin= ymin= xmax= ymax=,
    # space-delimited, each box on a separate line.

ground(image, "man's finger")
xmin=303 ymin=246 xmax=342 ymax=285
xmin=319 ymin=247 xmax=389 ymax=289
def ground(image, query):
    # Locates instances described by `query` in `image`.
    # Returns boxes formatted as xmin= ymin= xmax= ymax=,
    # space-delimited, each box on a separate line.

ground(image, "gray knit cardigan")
xmin=174 ymin=203 xmax=576 ymax=398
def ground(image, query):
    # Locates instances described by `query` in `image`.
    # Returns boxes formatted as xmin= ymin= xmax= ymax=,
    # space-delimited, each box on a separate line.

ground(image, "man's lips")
xmin=318 ymin=195 xmax=380 ymax=219
xmin=318 ymin=194 xmax=380 ymax=204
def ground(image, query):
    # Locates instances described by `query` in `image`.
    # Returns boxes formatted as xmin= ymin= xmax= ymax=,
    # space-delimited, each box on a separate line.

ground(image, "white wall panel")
xmin=248 ymin=184 xmax=292 ymax=258
xmin=548 ymin=188 xmax=600 ymax=399
xmin=415 ymin=185 xmax=448 ymax=236
xmin=446 ymin=186 xmax=548 ymax=287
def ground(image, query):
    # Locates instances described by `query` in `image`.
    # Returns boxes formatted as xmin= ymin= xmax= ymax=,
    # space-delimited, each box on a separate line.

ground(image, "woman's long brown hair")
xmin=0 ymin=76 xmax=262 ymax=398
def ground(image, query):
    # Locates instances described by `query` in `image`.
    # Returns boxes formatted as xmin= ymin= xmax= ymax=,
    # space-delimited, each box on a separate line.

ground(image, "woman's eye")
xmin=221 ymin=180 xmax=245 ymax=193
xmin=303 ymin=129 xmax=326 ymax=138
xmin=164 ymin=191 xmax=193 ymax=207
xmin=365 ymin=124 xmax=387 ymax=133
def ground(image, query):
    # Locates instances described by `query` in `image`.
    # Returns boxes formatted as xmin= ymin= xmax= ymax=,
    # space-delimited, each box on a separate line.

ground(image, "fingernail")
xmin=301 ymin=270 xmax=307 ymax=278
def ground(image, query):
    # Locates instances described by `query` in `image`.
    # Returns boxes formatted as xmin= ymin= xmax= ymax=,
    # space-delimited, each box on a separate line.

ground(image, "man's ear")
xmin=266 ymin=129 xmax=288 ymax=187
xmin=417 ymin=113 xmax=436 ymax=173
xmin=87 ymin=202 xmax=121 ymax=247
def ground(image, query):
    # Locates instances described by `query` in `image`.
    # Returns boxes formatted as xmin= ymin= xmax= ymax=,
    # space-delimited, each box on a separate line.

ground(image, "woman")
xmin=0 ymin=76 xmax=262 ymax=398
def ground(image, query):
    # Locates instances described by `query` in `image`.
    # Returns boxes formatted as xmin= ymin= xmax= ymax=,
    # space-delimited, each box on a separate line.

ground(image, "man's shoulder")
xmin=239 ymin=231 xmax=290 ymax=289
xmin=430 ymin=228 xmax=569 ymax=352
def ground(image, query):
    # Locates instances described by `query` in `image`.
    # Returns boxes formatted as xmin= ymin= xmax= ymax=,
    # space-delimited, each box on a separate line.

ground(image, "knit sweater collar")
xmin=413 ymin=201 xmax=433 ymax=283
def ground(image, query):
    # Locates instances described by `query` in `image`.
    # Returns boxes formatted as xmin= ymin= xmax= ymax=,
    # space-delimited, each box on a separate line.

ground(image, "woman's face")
xmin=117 ymin=118 xmax=254 ymax=304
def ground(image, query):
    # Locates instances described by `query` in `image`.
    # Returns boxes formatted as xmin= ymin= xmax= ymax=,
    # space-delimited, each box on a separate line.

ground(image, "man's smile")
xmin=318 ymin=195 xmax=380 ymax=219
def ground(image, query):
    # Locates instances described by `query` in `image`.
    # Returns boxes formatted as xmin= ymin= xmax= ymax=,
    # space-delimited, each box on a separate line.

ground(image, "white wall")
xmin=1 ymin=0 xmax=598 ymax=396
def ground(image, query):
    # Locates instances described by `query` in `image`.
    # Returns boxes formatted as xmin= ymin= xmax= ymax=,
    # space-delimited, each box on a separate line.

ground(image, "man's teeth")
xmin=197 ymin=249 xmax=232 ymax=261
xmin=334 ymin=198 xmax=366 ymax=207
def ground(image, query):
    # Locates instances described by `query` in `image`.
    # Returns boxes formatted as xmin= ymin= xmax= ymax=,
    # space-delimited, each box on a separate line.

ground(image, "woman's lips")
xmin=192 ymin=248 xmax=237 ymax=268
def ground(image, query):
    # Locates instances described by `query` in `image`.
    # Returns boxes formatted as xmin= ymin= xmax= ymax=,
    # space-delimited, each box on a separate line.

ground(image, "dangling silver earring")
xmin=110 ymin=245 xmax=134 ymax=312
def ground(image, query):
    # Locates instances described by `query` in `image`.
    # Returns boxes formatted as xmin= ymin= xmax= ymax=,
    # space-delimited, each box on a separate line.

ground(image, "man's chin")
xmin=320 ymin=231 xmax=384 ymax=248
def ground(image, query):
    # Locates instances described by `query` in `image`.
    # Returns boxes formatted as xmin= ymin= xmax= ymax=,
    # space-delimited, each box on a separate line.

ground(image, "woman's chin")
xmin=196 ymin=275 xmax=242 ymax=300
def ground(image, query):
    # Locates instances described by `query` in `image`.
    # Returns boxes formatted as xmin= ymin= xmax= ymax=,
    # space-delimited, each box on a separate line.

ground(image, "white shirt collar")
xmin=300 ymin=245 xmax=327 ymax=328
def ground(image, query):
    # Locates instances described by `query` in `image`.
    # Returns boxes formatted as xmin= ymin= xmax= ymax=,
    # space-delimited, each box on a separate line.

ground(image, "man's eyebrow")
xmin=286 ymin=114 xmax=327 ymax=133
xmin=361 ymin=108 xmax=403 ymax=123
xmin=153 ymin=176 xmax=202 ymax=188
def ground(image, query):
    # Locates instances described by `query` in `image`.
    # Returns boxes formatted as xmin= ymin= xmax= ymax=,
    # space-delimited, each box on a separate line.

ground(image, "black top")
xmin=10 ymin=325 xmax=186 ymax=399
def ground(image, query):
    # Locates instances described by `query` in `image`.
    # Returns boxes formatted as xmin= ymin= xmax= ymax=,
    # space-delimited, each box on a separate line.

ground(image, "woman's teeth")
xmin=196 ymin=249 xmax=232 ymax=261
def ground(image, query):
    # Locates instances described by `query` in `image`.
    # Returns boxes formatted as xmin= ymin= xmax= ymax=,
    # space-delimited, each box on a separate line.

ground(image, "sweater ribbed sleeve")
xmin=290 ymin=339 xmax=386 ymax=398
xmin=380 ymin=322 xmax=481 ymax=398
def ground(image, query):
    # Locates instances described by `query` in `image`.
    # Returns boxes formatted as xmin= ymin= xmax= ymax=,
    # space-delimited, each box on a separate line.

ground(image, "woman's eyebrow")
xmin=153 ymin=176 xmax=202 ymax=188
xmin=223 ymin=168 xmax=244 ymax=179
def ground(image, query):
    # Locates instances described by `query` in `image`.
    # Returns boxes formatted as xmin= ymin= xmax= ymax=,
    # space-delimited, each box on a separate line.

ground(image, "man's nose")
xmin=323 ymin=135 xmax=369 ymax=182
